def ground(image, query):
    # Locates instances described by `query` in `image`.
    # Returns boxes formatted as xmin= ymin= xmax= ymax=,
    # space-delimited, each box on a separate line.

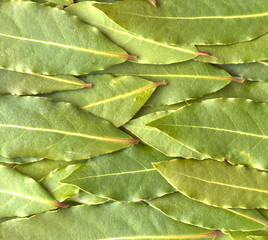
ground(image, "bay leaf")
xmin=66 ymin=2 xmax=200 ymax=64
xmin=95 ymin=61 xmax=233 ymax=106
xmin=123 ymin=111 xmax=207 ymax=159
xmin=227 ymin=231 xmax=268 ymax=240
xmin=146 ymin=192 xmax=268 ymax=231
xmin=0 ymin=1 xmax=131 ymax=75
xmin=40 ymin=164 xmax=82 ymax=202
xmin=47 ymin=0 xmax=73 ymax=5
xmin=153 ymin=159 xmax=268 ymax=209
xmin=69 ymin=190 xmax=108 ymax=205
xmin=0 ymin=202 xmax=220 ymax=240
xmin=197 ymin=34 xmax=268 ymax=64
xmin=0 ymin=166 xmax=61 ymax=218
xmin=93 ymin=0 xmax=268 ymax=45
xmin=46 ymin=74 xmax=163 ymax=127
xmin=0 ymin=68 xmax=90 ymax=96
xmin=148 ymin=98 xmax=268 ymax=170
xmin=216 ymin=61 xmax=268 ymax=82
xmin=62 ymin=144 xmax=175 ymax=201
xmin=259 ymin=210 xmax=268 ymax=220
xmin=0 ymin=156 xmax=42 ymax=165
xmin=0 ymin=96 xmax=137 ymax=161
xmin=14 ymin=159 xmax=79 ymax=181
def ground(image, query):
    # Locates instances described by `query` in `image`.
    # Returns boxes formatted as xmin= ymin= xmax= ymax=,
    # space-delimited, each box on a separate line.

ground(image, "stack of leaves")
xmin=0 ymin=0 xmax=267 ymax=239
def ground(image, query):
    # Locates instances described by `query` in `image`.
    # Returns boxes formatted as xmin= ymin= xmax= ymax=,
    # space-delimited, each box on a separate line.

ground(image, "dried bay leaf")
xmin=123 ymin=111 xmax=207 ymax=159
xmin=0 ymin=96 xmax=136 ymax=161
xmin=216 ymin=61 xmax=268 ymax=82
xmin=146 ymin=192 xmax=268 ymax=231
xmin=0 ymin=156 xmax=43 ymax=165
xmin=40 ymin=164 xmax=82 ymax=202
xmin=69 ymin=190 xmax=108 ymax=205
xmin=66 ymin=2 xmax=199 ymax=64
xmin=148 ymin=98 xmax=268 ymax=170
xmin=0 ymin=68 xmax=90 ymax=96
xmin=62 ymin=144 xmax=176 ymax=202
xmin=0 ymin=1 xmax=131 ymax=75
xmin=0 ymin=166 xmax=61 ymax=218
xmin=0 ymin=202 xmax=220 ymax=240
xmin=153 ymin=159 xmax=268 ymax=209
xmin=197 ymin=34 xmax=268 ymax=64
xmin=46 ymin=74 xmax=163 ymax=127
xmin=95 ymin=61 xmax=233 ymax=106
xmin=94 ymin=0 xmax=268 ymax=45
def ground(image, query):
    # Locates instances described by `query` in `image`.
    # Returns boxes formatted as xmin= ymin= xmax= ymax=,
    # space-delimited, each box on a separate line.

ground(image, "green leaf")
xmin=197 ymin=34 xmax=268 ymax=64
xmin=93 ymin=0 xmax=268 ymax=45
xmin=65 ymin=2 xmax=199 ymax=64
xmin=146 ymin=192 xmax=268 ymax=231
xmin=124 ymin=111 xmax=207 ymax=159
xmin=47 ymin=0 xmax=73 ymax=5
xmin=0 ymin=166 xmax=59 ymax=218
xmin=95 ymin=61 xmax=232 ymax=106
xmin=0 ymin=1 xmax=131 ymax=75
xmin=216 ymin=61 xmax=268 ymax=82
xmin=259 ymin=210 xmax=268 ymax=220
xmin=46 ymin=74 xmax=163 ymax=127
xmin=70 ymin=190 xmax=108 ymax=205
xmin=62 ymin=144 xmax=175 ymax=201
xmin=227 ymin=231 xmax=268 ymax=240
xmin=0 ymin=156 xmax=43 ymax=165
xmin=0 ymin=96 xmax=137 ymax=161
xmin=0 ymin=68 xmax=90 ymax=96
xmin=0 ymin=202 xmax=220 ymax=240
xmin=40 ymin=164 xmax=82 ymax=202
xmin=148 ymin=98 xmax=268 ymax=170
xmin=153 ymin=159 xmax=268 ymax=209
xmin=14 ymin=159 xmax=79 ymax=181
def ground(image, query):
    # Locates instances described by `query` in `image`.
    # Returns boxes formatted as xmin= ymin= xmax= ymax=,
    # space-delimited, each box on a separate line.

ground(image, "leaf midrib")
xmin=0 ymin=124 xmax=132 ymax=143
xmin=0 ymin=33 xmax=127 ymax=58
xmin=152 ymin=124 xmax=268 ymax=139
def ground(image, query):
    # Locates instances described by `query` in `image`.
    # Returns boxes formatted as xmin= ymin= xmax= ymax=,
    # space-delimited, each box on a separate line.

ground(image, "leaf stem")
xmin=196 ymin=51 xmax=218 ymax=60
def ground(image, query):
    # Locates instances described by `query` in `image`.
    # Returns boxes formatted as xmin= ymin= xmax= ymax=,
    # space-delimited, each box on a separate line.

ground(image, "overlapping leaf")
xmin=0 ymin=202 xmax=220 ymax=240
xmin=0 ymin=1 xmax=130 ymax=75
xmin=46 ymin=74 xmax=163 ymax=127
xmin=217 ymin=61 xmax=268 ymax=82
xmin=197 ymin=34 xmax=268 ymax=64
xmin=153 ymin=159 xmax=268 ymax=209
xmin=94 ymin=0 xmax=268 ymax=45
xmin=0 ymin=166 xmax=60 ymax=218
xmin=63 ymin=144 xmax=175 ymax=201
xmin=66 ymin=2 xmax=199 ymax=64
xmin=124 ymin=111 xmax=207 ymax=159
xmin=0 ymin=96 xmax=136 ymax=161
xmin=147 ymin=192 xmax=268 ymax=231
xmin=96 ymin=61 xmax=233 ymax=105
xmin=0 ymin=156 xmax=42 ymax=165
xmin=148 ymin=98 xmax=268 ymax=170
xmin=0 ymin=68 xmax=90 ymax=95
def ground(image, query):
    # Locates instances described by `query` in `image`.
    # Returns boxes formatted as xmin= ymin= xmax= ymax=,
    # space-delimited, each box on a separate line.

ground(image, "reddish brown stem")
xmin=196 ymin=51 xmax=218 ymax=60
xmin=148 ymin=0 xmax=157 ymax=7
xmin=55 ymin=202 xmax=70 ymax=208
xmin=84 ymin=83 xmax=93 ymax=88
xmin=125 ymin=54 xmax=137 ymax=60
xmin=154 ymin=80 xmax=168 ymax=87
xmin=231 ymin=77 xmax=244 ymax=83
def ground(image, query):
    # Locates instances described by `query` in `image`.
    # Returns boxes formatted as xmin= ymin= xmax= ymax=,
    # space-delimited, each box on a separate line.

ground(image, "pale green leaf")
xmin=0 ymin=68 xmax=90 ymax=96
xmin=94 ymin=0 xmax=268 ymax=45
xmin=0 ymin=156 xmax=42 ymax=165
xmin=0 ymin=166 xmax=59 ymax=218
xmin=0 ymin=1 xmax=130 ymax=75
xmin=148 ymin=98 xmax=268 ymax=170
xmin=47 ymin=0 xmax=73 ymax=5
xmin=95 ymin=61 xmax=232 ymax=106
xmin=197 ymin=34 xmax=268 ymax=64
xmin=63 ymin=144 xmax=175 ymax=201
xmin=124 ymin=111 xmax=207 ymax=159
xmin=146 ymin=192 xmax=268 ymax=231
xmin=68 ymin=190 xmax=108 ymax=205
xmin=46 ymin=74 xmax=162 ymax=127
xmin=153 ymin=159 xmax=268 ymax=209
xmin=0 ymin=96 xmax=136 ymax=161
xmin=14 ymin=159 xmax=79 ymax=181
xmin=227 ymin=231 xmax=268 ymax=240
xmin=216 ymin=61 xmax=268 ymax=82
xmin=40 ymin=164 xmax=81 ymax=202
xmin=65 ymin=2 xmax=199 ymax=64
xmin=0 ymin=202 xmax=220 ymax=240
xmin=259 ymin=210 xmax=268 ymax=220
